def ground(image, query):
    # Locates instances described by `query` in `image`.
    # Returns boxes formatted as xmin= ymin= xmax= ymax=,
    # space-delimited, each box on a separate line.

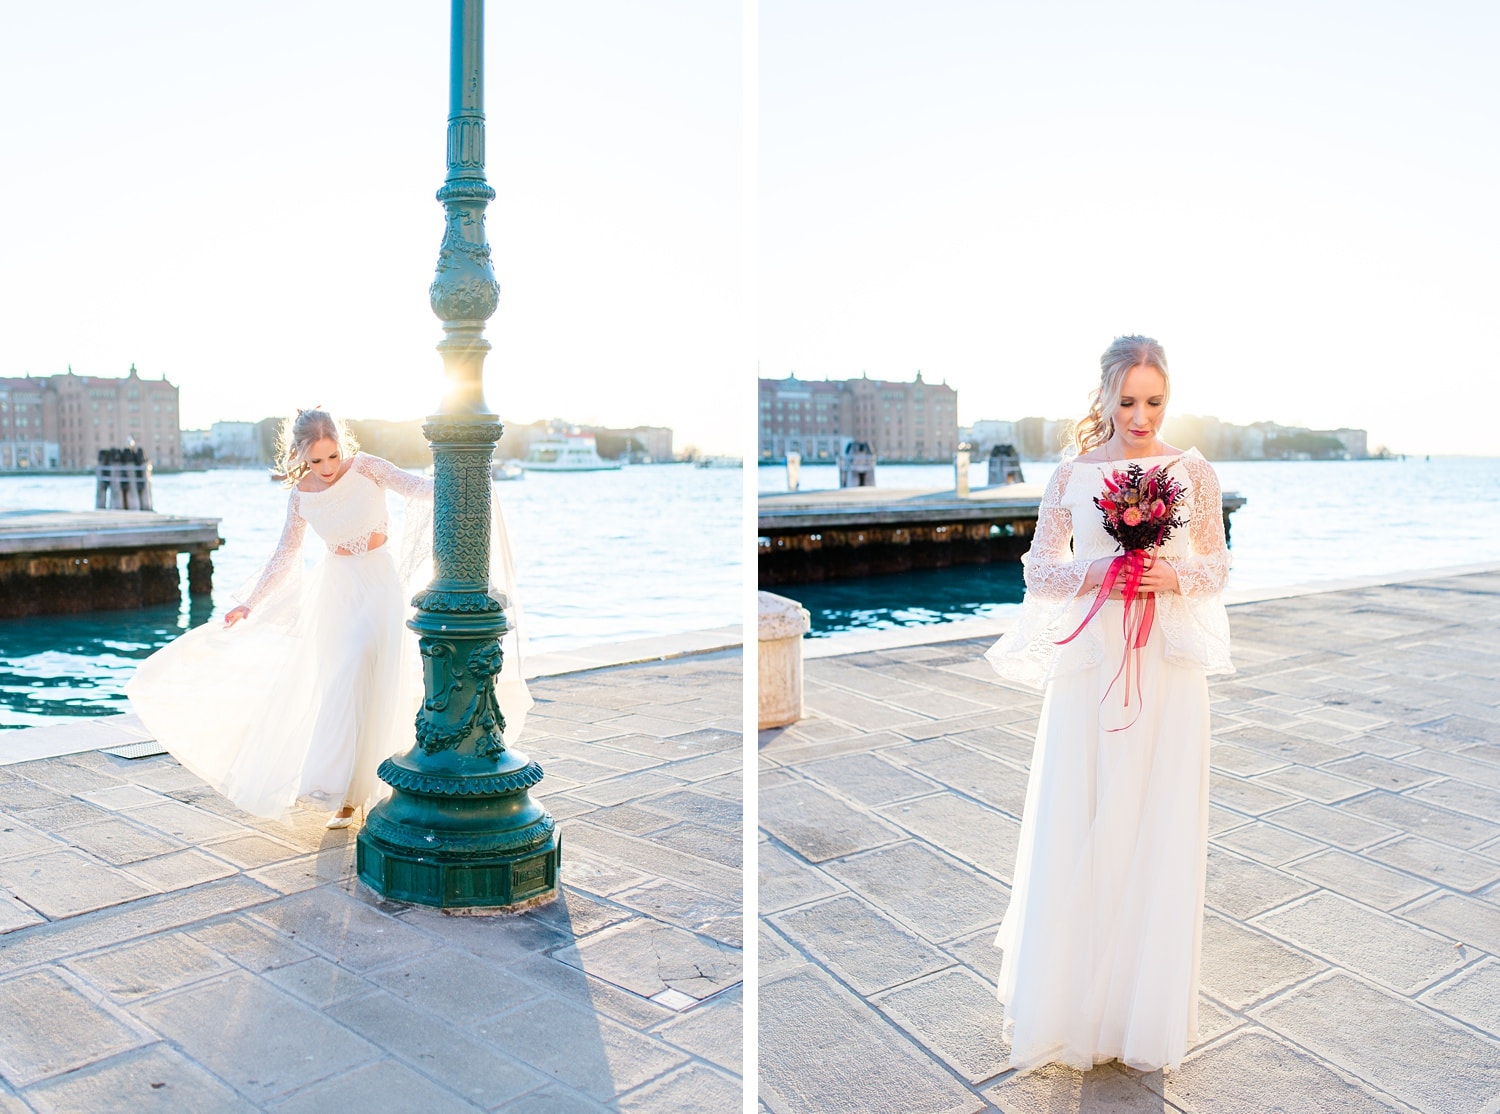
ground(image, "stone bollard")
xmin=786 ymin=450 xmax=801 ymax=492
xmin=955 ymin=447 xmax=970 ymax=497
xmin=758 ymin=590 xmax=811 ymax=730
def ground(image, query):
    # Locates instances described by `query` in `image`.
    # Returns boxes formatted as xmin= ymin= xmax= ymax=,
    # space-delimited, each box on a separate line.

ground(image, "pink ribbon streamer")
xmin=1055 ymin=547 xmax=1162 ymax=733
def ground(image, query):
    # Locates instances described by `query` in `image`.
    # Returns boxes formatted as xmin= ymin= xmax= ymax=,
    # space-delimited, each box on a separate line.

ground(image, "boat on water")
xmin=492 ymin=459 xmax=525 ymax=481
xmin=695 ymin=456 xmax=742 ymax=469
xmin=521 ymin=436 xmax=623 ymax=473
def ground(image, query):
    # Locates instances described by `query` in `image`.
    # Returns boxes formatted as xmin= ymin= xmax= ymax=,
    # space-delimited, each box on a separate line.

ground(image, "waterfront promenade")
xmin=760 ymin=567 xmax=1500 ymax=1113
xmin=0 ymin=648 xmax=741 ymax=1111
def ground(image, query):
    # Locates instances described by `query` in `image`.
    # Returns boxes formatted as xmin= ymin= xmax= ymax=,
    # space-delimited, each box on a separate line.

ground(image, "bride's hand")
xmin=224 ymin=605 xmax=251 ymax=628
xmin=1136 ymin=557 xmax=1180 ymax=595
xmin=1078 ymin=557 xmax=1115 ymax=596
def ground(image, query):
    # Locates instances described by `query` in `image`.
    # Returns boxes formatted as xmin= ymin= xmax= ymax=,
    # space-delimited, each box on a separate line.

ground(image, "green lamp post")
xmin=356 ymin=0 xmax=560 ymax=909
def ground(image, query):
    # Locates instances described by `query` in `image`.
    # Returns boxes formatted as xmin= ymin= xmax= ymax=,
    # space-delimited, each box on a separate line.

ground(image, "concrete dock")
xmin=758 ymin=484 xmax=1247 ymax=585
xmin=0 ymin=649 xmax=741 ymax=1111
xmin=0 ymin=509 xmax=223 ymax=617
xmin=760 ymin=567 xmax=1500 ymax=1113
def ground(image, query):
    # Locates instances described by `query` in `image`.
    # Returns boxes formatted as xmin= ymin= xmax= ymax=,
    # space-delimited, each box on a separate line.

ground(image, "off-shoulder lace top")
xmin=984 ymin=447 xmax=1233 ymax=688
xmin=238 ymin=453 xmax=434 ymax=610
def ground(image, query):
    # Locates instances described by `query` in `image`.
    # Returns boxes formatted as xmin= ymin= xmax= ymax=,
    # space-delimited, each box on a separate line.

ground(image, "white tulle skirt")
xmin=125 ymin=546 xmax=421 ymax=820
xmin=996 ymin=598 xmax=1211 ymax=1073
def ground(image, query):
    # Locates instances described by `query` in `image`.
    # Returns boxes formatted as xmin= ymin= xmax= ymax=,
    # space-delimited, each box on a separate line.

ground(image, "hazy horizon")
xmin=758 ymin=369 xmax=1417 ymax=456
xmin=760 ymin=1 xmax=1498 ymax=457
xmin=0 ymin=2 xmax=742 ymax=454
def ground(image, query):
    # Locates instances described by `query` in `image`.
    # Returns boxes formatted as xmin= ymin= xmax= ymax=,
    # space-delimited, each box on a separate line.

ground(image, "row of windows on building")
xmin=0 ymin=366 xmax=182 ymax=470
xmin=758 ymin=373 xmax=960 ymax=462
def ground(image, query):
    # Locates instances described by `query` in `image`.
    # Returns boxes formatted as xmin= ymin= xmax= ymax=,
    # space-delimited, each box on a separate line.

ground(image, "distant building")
xmin=758 ymin=376 xmax=845 ymax=461
xmin=759 ymin=372 xmax=958 ymax=462
xmin=997 ymin=413 xmax=1373 ymax=461
xmin=1238 ymin=424 xmax=1268 ymax=457
xmin=1044 ymin=419 xmax=1075 ymax=457
xmin=0 ymin=365 xmax=182 ymax=471
xmin=0 ymin=376 xmax=59 ymax=470
xmin=968 ymin=420 xmax=1017 ymax=455
xmin=1328 ymin=428 xmax=1368 ymax=459
xmin=968 ymin=412 xmax=1370 ymax=461
xmin=588 ymin=425 xmax=673 ymax=462
xmin=210 ymin=421 xmax=262 ymax=464
xmin=182 ymin=428 xmax=212 ymax=463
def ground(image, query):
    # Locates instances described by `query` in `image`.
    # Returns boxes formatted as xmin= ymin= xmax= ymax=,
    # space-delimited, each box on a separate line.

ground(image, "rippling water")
xmin=761 ymin=456 xmax=1500 ymax=635
xmin=0 ymin=464 xmax=741 ymax=728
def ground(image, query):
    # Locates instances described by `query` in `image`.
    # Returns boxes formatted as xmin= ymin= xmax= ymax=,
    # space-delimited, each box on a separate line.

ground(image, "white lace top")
xmin=239 ymin=453 xmax=434 ymax=610
xmin=984 ymin=448 xmax=1234 ymax=688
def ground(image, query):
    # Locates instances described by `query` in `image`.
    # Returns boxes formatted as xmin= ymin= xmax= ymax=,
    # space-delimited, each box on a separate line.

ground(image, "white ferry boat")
xmin=521 ymin=435 xmax=623 ymax=472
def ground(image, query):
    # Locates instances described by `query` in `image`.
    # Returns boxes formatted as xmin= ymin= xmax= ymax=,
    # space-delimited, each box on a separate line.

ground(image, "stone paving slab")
xmin=759 ymin=570 xmax=1500 ymax=1113
xmin=0 ymin=651 xmax=741 ymax=1111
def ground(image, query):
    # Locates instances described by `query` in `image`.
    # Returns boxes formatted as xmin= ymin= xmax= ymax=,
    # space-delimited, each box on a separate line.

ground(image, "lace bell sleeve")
xmin=354 ymin=452 xmax=434 ymax=500
xmin=983 ymin=460 xmax=1097 ymax=688
xmin=238 ymin=491 xmax=307 ymax=610
xmin=1172 ymin=454 xmax=1230 ymax=597
xmin=1022 ymin=461 xmax=1091 ymax=601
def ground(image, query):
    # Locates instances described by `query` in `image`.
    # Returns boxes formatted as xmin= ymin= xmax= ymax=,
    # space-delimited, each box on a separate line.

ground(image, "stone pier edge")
xmin=0 ymin=625 xmax=744 ymax=768
xmin=802 ymin=559 xmax=1500 ymax=660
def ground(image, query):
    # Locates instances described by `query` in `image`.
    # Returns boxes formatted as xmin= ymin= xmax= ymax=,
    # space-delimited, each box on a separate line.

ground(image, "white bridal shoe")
xmin=325 ymin=806 xmax=359 ymax=829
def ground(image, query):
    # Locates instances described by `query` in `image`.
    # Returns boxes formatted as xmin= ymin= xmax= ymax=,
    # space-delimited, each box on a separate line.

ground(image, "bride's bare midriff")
xmin=333 ymin=532 xmax=387 ymax=556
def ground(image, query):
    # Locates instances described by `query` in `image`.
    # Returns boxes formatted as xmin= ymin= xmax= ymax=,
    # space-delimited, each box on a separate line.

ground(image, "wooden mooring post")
xmin=94 ymin=447 xmax=154 ymax=511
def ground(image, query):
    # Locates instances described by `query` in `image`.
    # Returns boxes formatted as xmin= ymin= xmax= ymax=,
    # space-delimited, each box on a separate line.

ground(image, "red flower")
xmin=1122 ymin=507 xmax=1144 ymax=526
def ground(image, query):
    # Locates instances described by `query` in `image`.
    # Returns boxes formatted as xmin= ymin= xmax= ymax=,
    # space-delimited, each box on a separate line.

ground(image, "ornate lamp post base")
xmin=355 ymin=753 xmax=560 ymax=909
xmin=356 ymin=414 xmax=560 ymax=911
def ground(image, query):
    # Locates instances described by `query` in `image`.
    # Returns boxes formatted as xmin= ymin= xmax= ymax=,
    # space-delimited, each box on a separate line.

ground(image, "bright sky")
xmin=0 ymin=2 xmax=741 ymax=454
xmin=760 ymin=1 xmax=1498 ymax=456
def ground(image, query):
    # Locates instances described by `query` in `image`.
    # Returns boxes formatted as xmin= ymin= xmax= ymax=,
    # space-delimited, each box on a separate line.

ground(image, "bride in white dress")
xmin=984 ymin=336 xmax=1233 ymax=1072
xmin=126 ymin=408 xmax=528 ymax=828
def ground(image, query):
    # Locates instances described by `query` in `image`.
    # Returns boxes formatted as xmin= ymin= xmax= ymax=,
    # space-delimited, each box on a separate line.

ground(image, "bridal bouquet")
xmin=1096 ymin=461 xmax=1187 ymax=553
xmin=1057 ymin=461 xmax=1187 ymax=729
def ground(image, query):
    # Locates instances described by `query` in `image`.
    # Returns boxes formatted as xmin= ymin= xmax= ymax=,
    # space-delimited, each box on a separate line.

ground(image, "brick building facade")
xmin=0 ymin=365 xmax=182 ymax=471
xmin=759 ymin=373 xmax=958 ymax=462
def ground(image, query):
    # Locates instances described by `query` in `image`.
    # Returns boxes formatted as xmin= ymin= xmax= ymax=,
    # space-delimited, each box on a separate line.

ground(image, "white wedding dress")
xmin=126 ymin=452 xmax=529 ymax=820
xmin=984 ymin=448 xmax=1233 ymax=1072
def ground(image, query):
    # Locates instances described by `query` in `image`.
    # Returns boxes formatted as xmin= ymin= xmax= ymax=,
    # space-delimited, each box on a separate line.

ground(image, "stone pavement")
xmin=0 ymin=650 xmax=742 ymax=1112
xmin=759 ymin=569 xmax=1500 ymax=1113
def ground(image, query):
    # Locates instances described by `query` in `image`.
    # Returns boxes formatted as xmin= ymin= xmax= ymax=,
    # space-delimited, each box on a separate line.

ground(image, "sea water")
xmin=0 ymin=464 xmax=741 ymax=728
xmin=760 ymin=456 xmax=1500 ymax=635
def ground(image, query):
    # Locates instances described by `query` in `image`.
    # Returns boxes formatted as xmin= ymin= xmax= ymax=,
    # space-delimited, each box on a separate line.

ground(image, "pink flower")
xmin=1151 ymin=499 xmax=1166 ymax=520
xmin=1122 ymin=507 xmax=1144 ymax=526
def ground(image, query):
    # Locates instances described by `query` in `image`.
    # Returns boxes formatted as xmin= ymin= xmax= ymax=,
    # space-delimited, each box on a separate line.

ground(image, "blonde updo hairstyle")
xmin=275 ymin=408 xmax=359 ymax=486
xmin=1071 ymin=334 xmax=1170 ymax=456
